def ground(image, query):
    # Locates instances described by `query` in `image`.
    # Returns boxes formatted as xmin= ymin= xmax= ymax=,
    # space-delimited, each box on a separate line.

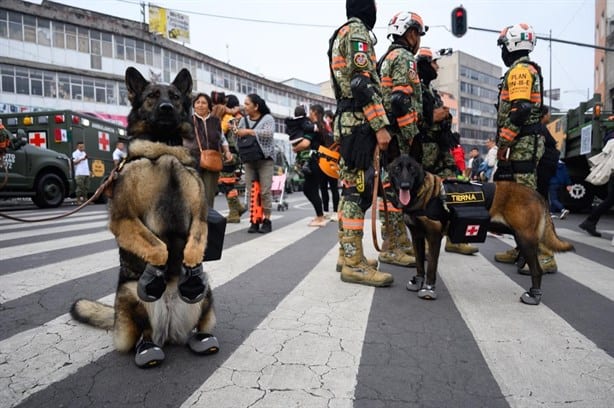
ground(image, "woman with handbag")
xmin=185 ymin=93 xmax=232 ymax=208
xmin=235 ymin=93 xmax=276 ymax=234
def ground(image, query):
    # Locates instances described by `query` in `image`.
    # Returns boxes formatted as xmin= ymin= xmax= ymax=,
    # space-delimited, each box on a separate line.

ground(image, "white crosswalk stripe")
xmin=1 ymin=206 xmax=613 ymax=408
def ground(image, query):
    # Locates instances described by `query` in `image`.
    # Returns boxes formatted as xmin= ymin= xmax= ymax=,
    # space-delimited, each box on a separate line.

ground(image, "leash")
xmin=371 ymin=146 xmax=389 ymax=252
xmin=0 ymin=161 xmax=122 ymax=223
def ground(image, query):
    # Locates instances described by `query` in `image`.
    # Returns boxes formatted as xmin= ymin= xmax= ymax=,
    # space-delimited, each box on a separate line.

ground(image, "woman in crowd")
xmin=311 ymin=104 xmax=339 ymax=221
xmin=184 ymin=93 xmax=231 ymax=208
xmin=235 ymin=93 xmax=276 ymax=233
xmin=286 ymin=105 xmax=327 ymax=227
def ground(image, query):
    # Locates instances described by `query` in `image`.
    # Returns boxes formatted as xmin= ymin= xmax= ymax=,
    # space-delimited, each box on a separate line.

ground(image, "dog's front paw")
xmin=135 ymin=336 xmax=165 ymax=368
xmin=178 ymin=264 xmax=207 ymax=303
xmin=137 ymin=264 xmax=167 ymax=302
xmin=188 ymin=332 xmax=219 ymax=355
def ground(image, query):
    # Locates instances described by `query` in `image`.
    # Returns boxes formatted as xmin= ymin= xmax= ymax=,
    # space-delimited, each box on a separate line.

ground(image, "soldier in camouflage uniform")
xmin=375 ymin=11 xmax=427 ymax=267
xmin=493 ymin=23 xmax=556 ymax=274
xmin=328 ymin=0 xmax=393 ymax=287
xmin=416 ymin=47 xmax=479 ymax=256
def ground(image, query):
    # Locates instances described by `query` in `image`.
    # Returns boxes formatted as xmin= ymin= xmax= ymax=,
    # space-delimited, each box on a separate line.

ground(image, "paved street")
xmin=1 ymin=194 xmax=613 ymax=408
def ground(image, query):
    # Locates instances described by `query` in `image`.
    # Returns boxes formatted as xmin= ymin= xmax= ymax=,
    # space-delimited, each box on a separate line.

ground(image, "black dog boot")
xmin=137 ymin=264 xmax=167 ymax=302
xmin=418 ymin=284 xmax=437 ymax=300
xmin=406 ymin=276 xmax=424 ymax=292
xmin=579 ymin=219 xmax=602 ymax=237
xmin=178 ymin=264 xmax=207 ymax=303
xmin=134 ymin=336 xmax=165 ymax=368
xmin=188 ymin=332 xmax=220 ymax=355
xmin=520 ymin=287 xmax=542 ymax=305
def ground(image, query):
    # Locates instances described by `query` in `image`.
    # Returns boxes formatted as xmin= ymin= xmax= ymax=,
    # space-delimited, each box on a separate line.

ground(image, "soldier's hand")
xmin=375 ymin=127 xmax=391 ymax=151
xmin=433 ymin=107 xmax=450 ymax=123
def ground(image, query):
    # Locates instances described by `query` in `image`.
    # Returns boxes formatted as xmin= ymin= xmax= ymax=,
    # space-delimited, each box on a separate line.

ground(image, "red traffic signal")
xmin=451 ymin=6 xmax=467 ymax=37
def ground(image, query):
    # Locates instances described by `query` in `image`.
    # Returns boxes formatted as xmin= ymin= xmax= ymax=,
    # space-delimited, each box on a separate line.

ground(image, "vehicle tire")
xmin=32 ymin=173 xmax=65 ymax=208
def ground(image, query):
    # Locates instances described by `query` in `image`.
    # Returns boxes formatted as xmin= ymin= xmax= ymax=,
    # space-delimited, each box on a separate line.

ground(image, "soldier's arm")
xmin=347 ymin=28 xmax=389 ymax=132
xmin=391 ymin=54 xmax=420 ymax=145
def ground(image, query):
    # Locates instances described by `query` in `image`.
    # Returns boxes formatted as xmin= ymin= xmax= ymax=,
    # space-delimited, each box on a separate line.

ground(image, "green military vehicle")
xmin=550 ymin=95 xmax=614 ymax=212
xmin=0 ymin=110 xmax=126 ymax=208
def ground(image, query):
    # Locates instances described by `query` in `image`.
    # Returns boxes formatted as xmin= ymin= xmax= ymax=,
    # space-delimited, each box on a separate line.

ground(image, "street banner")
xmin=148 ymin=4 xmax=190 ymax=43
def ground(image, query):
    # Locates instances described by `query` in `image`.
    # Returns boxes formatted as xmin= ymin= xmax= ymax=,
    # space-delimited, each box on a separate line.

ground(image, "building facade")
xmin=0 ymin=0 xmax=335 ymax=130
xmin=435 ymin=51 xmax=501 ymax=153
xmin=595 ymin=0 xmax=614 ymax=112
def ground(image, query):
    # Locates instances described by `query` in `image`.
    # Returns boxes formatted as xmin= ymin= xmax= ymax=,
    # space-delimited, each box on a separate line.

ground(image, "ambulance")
xmin=0 ymin=110 xmax=126 ymax=207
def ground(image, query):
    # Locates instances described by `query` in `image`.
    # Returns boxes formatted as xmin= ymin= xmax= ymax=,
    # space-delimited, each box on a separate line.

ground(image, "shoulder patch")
xmin=507 ymin=64 xmax=533 ymax=101
xmin=353 ymin=52 xmax=369 ymax=68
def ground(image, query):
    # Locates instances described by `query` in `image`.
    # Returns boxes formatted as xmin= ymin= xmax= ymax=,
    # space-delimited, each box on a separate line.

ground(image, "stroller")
xmin=272 ymin=164 xmax=289 ymax=211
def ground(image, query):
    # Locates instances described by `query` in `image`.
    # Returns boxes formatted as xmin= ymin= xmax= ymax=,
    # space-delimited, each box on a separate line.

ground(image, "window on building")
xmin=106 ymin=83 xmax=116 ymax=104
xmin=77 ymin=27 xmax=89 ymax=53
xmin=53 ymin=22 xmax=64 ymax=48
xmin=36 ymin=18 xmax=51 ymax=46
xmin=101 ymin=33 xmax=112 ymax=57
xmin=23 ymin=14 xmax=36 ymax=43
xmin=153 ymin=45 xmax=162 ymax=67
xmin=8 ymin=12 xmax=23 ymax=41
xmin=144 ymin=43 xmax=153 ymax=65
xmin=125 ymin=38 xmax=135 ymax=61
xmin=90 ymin=30 xmax=101 ymax=55
xmin=58 ymin=75 xmax=70 ymax=99
xmin=82 ymin=79 xmax=94 ymax=101
xmin=70 ymin=76 xmax=83 ymax=100
xmin=135 ymin=40 xmax=145 ymax=64
xmin=15 ymin=69 xmax=29 ymax=94
xmin=44 ymin=72 xmax=56 ymax=98
xmin=30 ymin=70 xmax=43 ymax=96
xmin=0 ymin=10 xmax=7 ymax=38
xmin=91 ymin=55 xmax=102 ymax=70
xmin=1 ymin=66 xmax=15 ymax=93
xmin=118 ymin=83 xmax=129 ymax=106
xmin=115 ymin=36 xmax=125 ymax=59
xmin=65 ymin=24 xmax=77 ymax=50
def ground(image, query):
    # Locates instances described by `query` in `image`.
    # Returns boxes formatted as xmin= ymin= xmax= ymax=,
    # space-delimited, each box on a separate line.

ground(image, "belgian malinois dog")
xmin=388 ymin=154 xmax=574 ymax=305
xmin=70 ymin=67 xmax=218 ymax=368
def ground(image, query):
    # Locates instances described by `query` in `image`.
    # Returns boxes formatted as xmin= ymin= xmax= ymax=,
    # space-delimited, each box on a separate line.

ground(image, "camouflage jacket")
xmin=378 ymin=44 xmax=421 ymax=149
xmin=421 ymin=83 xmax=448 ymax=140
xmin=329 ymin=17 xmax=389 ymax=138
xmin=497 ymin=56 xmax=543 ymax=149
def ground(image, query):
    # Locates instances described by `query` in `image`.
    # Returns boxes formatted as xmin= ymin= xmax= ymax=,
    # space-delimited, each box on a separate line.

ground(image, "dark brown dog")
xmin=70 ymin=67 xmax=218 ymax=368
xmin=388 ymin=154 xmax=574 ymax=305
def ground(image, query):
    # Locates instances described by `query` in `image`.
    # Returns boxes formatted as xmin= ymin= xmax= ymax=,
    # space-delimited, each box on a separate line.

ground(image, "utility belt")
xmin=342 ymin=173 xmax=373 ymax=213
xmin=508 ymin=123 xmax=542 ymax=174
xmin=518 ymin=123 xmax=542 ymax=136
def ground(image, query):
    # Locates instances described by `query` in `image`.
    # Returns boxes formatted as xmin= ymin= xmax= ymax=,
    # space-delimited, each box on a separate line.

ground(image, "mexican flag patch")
xmin=352 ymin=41 xmax=368 ymax=52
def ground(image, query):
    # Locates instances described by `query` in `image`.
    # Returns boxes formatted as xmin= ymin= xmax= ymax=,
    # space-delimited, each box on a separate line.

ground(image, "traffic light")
xmin=451 ymin=6 xmax=467 ymax=37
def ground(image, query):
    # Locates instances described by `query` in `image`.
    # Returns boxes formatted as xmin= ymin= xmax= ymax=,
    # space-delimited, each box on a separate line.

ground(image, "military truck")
xmin=549 ymin=94 xmax=614 ymax=212
xmin=0 ymin=110 xmax=126 ymax=207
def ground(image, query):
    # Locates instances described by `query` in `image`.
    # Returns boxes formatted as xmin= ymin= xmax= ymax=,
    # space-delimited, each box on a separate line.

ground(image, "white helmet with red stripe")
xmin=497 ymin=23 xmax=536 ymax=53
xmin=387 ymin=11 xmax=428 ymax=39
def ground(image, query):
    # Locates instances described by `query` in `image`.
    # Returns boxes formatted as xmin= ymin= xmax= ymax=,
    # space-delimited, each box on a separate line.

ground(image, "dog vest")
xmin=442 ymin=180 xmax=494 ymax=243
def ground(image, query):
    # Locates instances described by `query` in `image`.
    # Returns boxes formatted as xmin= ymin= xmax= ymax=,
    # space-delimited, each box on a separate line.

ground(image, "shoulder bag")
xmin=237 ymin=116 xmax=265 ymax=162
xmin=195 ymin=117 xmax=223 ymax=172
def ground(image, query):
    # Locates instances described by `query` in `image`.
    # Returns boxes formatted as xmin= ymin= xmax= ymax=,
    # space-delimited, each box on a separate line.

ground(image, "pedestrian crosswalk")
xmin=0 ymin=205 xmax=613 ymax=407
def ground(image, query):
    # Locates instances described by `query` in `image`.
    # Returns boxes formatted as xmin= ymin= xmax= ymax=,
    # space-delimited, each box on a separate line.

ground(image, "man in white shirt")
xmin=481 ymin=138 xmax=498 ymax=182
xmin=72 ymin=141 xmax=90 ymax=204
xmin=112 ymin=140 xmax=127 ymax=167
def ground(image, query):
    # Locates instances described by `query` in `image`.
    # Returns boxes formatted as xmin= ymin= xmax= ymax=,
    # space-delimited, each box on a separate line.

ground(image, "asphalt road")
xmin=1 ymin=193 xmax=613 ymax=408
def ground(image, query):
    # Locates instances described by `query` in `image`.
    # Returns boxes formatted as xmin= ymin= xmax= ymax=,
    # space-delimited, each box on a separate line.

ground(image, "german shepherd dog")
xmin=70 ymin=67 xmax=218 ymax=368
xmin=388 ymin=154 xmax=574 ymax=305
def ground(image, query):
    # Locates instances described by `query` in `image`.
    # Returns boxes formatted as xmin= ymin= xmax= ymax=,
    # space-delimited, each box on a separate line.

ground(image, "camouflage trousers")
xmin=75 ymin=175 xmax=90 ymax=200
xmin=509 ymin=134 xmax=544 ymax=189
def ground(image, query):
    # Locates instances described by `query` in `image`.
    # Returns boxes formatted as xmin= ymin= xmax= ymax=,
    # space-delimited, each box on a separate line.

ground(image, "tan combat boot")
xmin=494 ymin=247 xmax=519 ymax=264
xmin=518 ymin=244 xmax=558 ymax=275
xmin=444 ymin=237 xmax=479 ymax=255
xmin=340 ymin=235 xmax=393 ymax=287
xmin=226 ymin=196 xmax=247 ymax=223
xmin=378 ymin=224 xmax=416 ymax=266
xmin=336 ymin=231 xmax=378 ymax=272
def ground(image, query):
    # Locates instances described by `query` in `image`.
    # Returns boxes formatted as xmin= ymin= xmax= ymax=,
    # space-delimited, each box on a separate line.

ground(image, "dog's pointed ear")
xmin=172 ymin=68 xmax=193 ymax=97
xmin=125 ymin=67 xmax=148 ymax=106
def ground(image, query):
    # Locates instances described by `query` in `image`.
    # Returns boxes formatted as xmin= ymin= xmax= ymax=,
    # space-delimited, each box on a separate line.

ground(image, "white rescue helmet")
xmin=497 ymin=23 xmax=537 ymax=53
xmin=387 ymin=11 xmax=428 ymax=39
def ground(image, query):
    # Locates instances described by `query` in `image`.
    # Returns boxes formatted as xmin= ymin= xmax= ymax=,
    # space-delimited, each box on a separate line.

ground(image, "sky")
xmin=41 ymin=0 xmax=596 ymax=111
